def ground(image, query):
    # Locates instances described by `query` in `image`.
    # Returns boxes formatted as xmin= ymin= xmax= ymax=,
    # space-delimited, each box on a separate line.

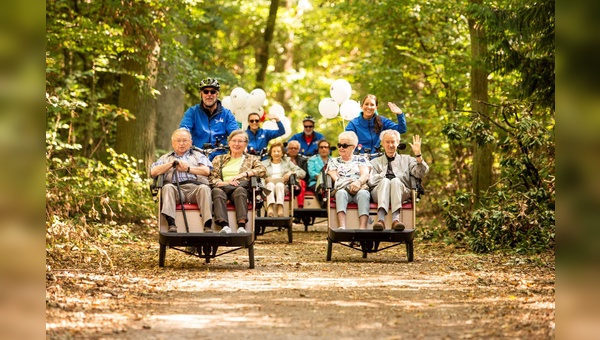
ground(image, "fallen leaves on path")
xmin=46 ymin=223 xmax=555 ymax=339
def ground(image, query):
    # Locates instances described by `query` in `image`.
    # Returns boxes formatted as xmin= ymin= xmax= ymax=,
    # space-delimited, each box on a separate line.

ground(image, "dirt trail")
xmin=46 ymin=223 xmax=555 ymax=339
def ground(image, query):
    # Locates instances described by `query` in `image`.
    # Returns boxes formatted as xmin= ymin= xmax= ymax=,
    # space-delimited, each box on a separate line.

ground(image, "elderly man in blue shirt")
xmin=150 ymin=128 xmax=214 ymax=233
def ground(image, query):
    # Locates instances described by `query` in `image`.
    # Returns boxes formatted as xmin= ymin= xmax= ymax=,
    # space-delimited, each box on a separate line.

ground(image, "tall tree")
xmin=114 ymin=1 xmax=162 ymax=170
xmin=155 ymin=34 xmax=187 ymax=152
xmin=468 ymin=0 xmax=493 ymax=203
xmin=256 ymin=0 xmax=280 ymax=89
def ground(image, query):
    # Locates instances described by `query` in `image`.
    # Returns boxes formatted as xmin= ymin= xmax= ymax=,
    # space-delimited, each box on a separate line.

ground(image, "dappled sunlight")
xmin=47 ymin=230 xmax=554 ymax=339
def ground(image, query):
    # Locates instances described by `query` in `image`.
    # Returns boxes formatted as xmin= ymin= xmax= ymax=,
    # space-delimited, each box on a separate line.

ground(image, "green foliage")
xmin=46 ymin=148 xmax=153 ymax=227
xmin=468 ymin=0 xmax=555 ymax=108
xmin=441 ymin=102 xmax=555 ymax=254
xmin=45 ymin=0 xmax=555 ymax=258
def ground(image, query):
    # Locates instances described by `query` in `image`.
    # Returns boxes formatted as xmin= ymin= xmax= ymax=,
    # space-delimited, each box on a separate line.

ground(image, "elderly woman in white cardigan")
xmin=261 ymin=143 xmax=306 ymax=217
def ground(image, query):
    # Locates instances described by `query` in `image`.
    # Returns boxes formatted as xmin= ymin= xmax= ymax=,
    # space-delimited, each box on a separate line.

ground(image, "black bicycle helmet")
xmin=302 ymin=115 xmax=316 ymax=123
xmin=199 ymin=77 xmax=221 ymax=91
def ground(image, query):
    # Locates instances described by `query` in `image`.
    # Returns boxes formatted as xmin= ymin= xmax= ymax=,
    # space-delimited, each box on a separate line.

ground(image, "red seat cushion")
xmin=176 ymin=203 xmax=198 ymax=210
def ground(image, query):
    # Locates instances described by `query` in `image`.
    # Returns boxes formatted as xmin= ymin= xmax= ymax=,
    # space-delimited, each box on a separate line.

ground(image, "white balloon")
xmin=262 ymin=120 xmax=278 ymax=130
xmin=230 ymin=87 xmax=249 ymax=108
xmin=280 ymin=116 xmax=292 ymax=139
xmin=269 ymin=103 xmax=285 ymax=119
xmin=249 ymin=88 xmax=267 ymax=107
xmin=318 ymin=97 xmax=339 ymax=119
xmin=330 ymin=79 xmax=352 ymax=104
xmin=234 ymin=106 xmax=250 ymax=124
xmin=221 ymin=96 xmax=234 ymax=110
xmin=247 ymin=106 xmax=265 ymax=118
xmin=340 ymin=99 xmax=361 ymax=120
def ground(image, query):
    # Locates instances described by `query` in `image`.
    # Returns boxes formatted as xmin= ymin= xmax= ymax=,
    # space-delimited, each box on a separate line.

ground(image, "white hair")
xmin=379 ymin=129 xmax=400 ymax=142
xmin=338 ymin=131 xmax=359 ymax=145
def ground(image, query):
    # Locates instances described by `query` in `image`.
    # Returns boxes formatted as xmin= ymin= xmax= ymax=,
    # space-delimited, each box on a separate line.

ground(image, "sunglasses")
xmin=249 ymin=119 xmax=260 ymax=123
xmin=304 ymin=125 xmax=314 ymax=129
xmin=337 ymin=143 xmax=354 ymax=149
xmin=202 ymin=89 xmax=218 ymax=95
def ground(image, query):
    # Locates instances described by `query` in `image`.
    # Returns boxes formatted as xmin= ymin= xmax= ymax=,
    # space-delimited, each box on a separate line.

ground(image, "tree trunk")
xmin=275 ymin=0 xmax=296 ymax=111
xmin=115 ymin=47 xmax=160 ymax=172
xmin=468 ymin=0 xmax=492 ymax=203
xmin=256 ymin=0 xmax=280 ymax=89
xmin=155 ymin=36 xmax=186 ymax=153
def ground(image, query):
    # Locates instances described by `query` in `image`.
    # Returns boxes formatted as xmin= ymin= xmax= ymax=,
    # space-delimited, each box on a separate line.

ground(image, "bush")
xmin=46 ymin=148 xmax=154 ymax=248
xmin=441 ymin=103 xmax=555 ymax=254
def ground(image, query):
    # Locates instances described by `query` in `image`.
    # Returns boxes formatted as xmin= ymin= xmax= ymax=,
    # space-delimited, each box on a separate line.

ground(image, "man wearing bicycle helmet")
xmin=180 ymin=77 xmax=239 ymax=160
xmin=287 ymin=116 xmax=324 ymax=157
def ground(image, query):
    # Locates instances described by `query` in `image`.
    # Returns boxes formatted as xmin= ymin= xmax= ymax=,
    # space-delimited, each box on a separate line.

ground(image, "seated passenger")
xmin=327 ymin=131 xmax=371 ymax=229
xmin=368 ymin=130 xmax=429 ymax=231
xmin=307 ymin=139 xmax=331 ymax=193
xmin=150 ymin=128 xmax=213 ymax=233
xmin=209 ymin=130 xmax=267 ymax=233
xmin=286 ymin=140 xmax=308 ymax=207
xmin=261 ymin=143 xmax=306 ymax=217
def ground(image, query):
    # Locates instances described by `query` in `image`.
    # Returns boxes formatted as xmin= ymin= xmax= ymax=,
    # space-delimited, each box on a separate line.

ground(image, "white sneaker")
xmin=237 ymin=227 xmax=247 ymax=233
xmin=338 ymin=226 xmax=346 ymax=230
xmin=220 ymin=226 xmax=231 ymax=234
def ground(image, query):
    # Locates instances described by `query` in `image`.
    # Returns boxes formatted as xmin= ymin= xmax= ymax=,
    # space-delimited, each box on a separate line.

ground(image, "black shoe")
xmin=164 ymin=214 xmax=177 ymax=232
xmin=204 ymin=220 xmax=213 ymax=233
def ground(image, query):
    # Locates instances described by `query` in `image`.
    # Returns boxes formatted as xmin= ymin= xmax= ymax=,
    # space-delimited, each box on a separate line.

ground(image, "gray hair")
xmin=171 ymin=128 xmax=192 ymax=140
xmin=379 ymin=129 xmax=400 ymax=142
xmin=338 ymin=131 xmax=359 ymax=145
xmin=227 ymin=129 xmax=249 ymax=143
xmin=287 ymin=140 xmax=300 ymax=148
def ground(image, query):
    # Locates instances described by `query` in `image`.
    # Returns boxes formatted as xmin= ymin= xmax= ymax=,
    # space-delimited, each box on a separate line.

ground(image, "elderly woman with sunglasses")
xmin=327 ymin=131 xmax=371 ymax=229
xmin=246 ymin=112 xmax=285 ymax=160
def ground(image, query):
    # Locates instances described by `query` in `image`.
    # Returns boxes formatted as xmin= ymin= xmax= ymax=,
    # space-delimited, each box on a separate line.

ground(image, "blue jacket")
xmin=288 ymin=131 xmax=325 ymax=157
xmin=307 ymin=155 xmax=329 ymax=188
xmin=345 ymin=111 xmax=407 ymax=151
xmin=246 ymin=121 xmax=285 ymax=159
xmin=179 ymin=100 xmax=239 ymax=159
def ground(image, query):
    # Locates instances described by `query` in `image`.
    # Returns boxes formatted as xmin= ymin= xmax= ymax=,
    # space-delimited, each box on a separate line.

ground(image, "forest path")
xmin=46 ymin=222 xmax=555 ymax=339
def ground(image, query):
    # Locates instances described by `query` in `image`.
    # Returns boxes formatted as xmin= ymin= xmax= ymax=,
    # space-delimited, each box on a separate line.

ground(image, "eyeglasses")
xmin=202 ymin=89 xmax=218 ymax=95
xmin=230 ymin=139 xmax=247 ymax=144
xmin=319 ymin=146 xmax=330 ymax=149
xmin=172 ymin=139 xmax=190 ymax=143
xmin=249 ymin=119 xmax=260 ymax=123
xmin=337 ymin=143 xmax=354 ymax=149
xmin=304 ymin=125 xmax=314 ymax=129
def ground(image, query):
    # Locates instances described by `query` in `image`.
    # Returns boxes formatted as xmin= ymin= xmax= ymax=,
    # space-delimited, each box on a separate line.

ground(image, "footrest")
xmin=293 ymin=208 xmax=328 ymax=218
xmin=328 ymin=228 xmax=415 ymax=243
xmin=159 ymin=232 xmax=254 ymax=247
xmin=255 ymin=217 xmax=292 ymax=227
